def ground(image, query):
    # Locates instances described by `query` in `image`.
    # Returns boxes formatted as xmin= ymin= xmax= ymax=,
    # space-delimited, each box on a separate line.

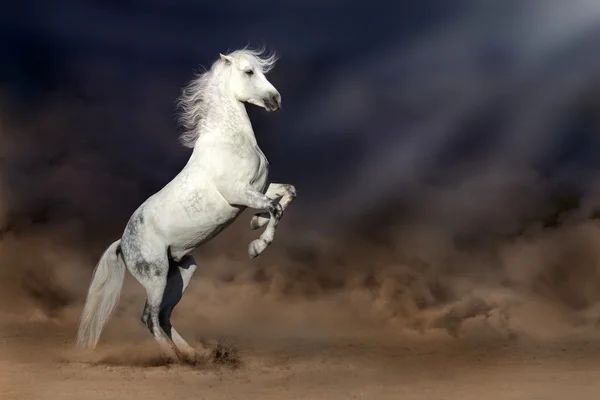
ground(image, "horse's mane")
xmin=176 ymin=46 xmax=278 ymax=148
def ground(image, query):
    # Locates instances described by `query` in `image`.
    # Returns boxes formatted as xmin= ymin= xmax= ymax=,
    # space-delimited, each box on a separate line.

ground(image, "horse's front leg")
xmin=247 ymin=204 xmax=280 ymax=258
xmin=250 ymin=183 xmax=297 ymax=230
xmin=215 ymin=184 xmax=284 ymax=258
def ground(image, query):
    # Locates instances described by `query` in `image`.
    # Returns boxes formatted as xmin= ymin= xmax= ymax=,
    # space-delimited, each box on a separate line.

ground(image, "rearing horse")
xmin=75 ymin=47 xmax=296 ymax=362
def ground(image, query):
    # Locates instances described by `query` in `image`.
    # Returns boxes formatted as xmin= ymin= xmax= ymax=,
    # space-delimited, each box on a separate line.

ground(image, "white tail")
xmin=75 ymin=240 xmax=125 ymax=349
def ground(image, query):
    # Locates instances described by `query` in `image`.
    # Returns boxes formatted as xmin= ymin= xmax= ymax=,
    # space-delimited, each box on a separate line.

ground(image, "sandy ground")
xmin=4 ymin=222 xmax=600 ymax=400
xmin=3 ymin=304 xmax=600 ymax=400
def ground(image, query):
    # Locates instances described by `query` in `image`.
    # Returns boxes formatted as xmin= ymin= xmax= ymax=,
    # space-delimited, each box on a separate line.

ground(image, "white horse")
xmin=75 ymin=47 xmax=296 ymax=362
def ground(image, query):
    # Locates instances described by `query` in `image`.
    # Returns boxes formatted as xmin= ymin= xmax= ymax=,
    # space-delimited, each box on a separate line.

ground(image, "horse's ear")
xmin=219 ymin=53 xmax=233 ymax=65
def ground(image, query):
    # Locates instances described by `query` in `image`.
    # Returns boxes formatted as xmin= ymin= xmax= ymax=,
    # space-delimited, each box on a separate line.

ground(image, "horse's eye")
xmin=245 ymin=69 xmax=254 ymax=76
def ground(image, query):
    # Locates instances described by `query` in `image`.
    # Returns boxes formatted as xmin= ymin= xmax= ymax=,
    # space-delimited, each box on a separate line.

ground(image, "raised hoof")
xmin=248 ymin=239 xmax=267 ymax=259
xmin=248 ymin=241 xmax=259 ymax=259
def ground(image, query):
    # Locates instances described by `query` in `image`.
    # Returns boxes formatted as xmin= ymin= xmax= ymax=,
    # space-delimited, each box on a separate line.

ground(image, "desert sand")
xmin=3 ymin=220 xmax=600 ymax=400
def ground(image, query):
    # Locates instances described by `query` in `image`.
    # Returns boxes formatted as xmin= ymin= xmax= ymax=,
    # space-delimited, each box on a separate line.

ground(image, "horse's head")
xmin=219 ymin=51 xmax=281 ymax=112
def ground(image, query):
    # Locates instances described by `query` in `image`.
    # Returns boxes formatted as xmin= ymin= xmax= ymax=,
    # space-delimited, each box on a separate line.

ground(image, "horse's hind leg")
xmin=152 ymin=254 xmax=198 ymax=362
xmin=131 ymin=256 xmax=182 ymax=362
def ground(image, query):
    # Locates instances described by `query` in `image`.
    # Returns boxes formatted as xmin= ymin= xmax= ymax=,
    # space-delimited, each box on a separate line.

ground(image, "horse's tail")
xmin=75 ymin=240 xmax=125 ymax=349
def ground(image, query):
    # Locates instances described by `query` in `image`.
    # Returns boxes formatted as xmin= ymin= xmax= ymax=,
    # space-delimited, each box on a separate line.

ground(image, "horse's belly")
xmin=168 ymin=205 xmax=241 ymax=251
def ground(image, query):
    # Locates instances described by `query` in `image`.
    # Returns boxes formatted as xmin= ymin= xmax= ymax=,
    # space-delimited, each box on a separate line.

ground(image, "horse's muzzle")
xmin=264 ymin=92 xmax=281 ymax=112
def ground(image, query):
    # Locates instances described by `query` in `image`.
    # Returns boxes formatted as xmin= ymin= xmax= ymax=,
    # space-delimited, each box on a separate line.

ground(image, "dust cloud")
xmin=3 ymin=159 xmax=600 ymax=349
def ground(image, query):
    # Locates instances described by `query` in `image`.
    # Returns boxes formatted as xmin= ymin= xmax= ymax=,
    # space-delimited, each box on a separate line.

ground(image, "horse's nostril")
xmin=266 ymin=93 xmax=280 ymax=110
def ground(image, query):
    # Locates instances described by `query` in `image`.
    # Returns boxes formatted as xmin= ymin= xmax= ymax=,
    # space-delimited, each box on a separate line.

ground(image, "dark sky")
xmin=1 ymin=0 xmax=600 ymax=241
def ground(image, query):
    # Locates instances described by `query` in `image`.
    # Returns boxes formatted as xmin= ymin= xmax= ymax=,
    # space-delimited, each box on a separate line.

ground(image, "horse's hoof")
xmin=179 ymin=350 xmax=198 ymax=365
xmin=248 ymin=241 xmax=260 ymax=258
xmin=161 ymin=353 xmax=180 ymax=365
xmin=248 ymin=239 xmax=267 ymax=259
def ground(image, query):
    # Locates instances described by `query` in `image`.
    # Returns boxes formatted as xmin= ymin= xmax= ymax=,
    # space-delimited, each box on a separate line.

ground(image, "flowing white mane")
xmin=176 ymin=47 xmax=278 ymax=148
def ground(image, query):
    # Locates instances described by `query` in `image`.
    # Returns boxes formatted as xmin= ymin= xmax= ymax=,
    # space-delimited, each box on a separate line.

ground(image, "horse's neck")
xmin=199 ymin=84 xmax=256 ymax=146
